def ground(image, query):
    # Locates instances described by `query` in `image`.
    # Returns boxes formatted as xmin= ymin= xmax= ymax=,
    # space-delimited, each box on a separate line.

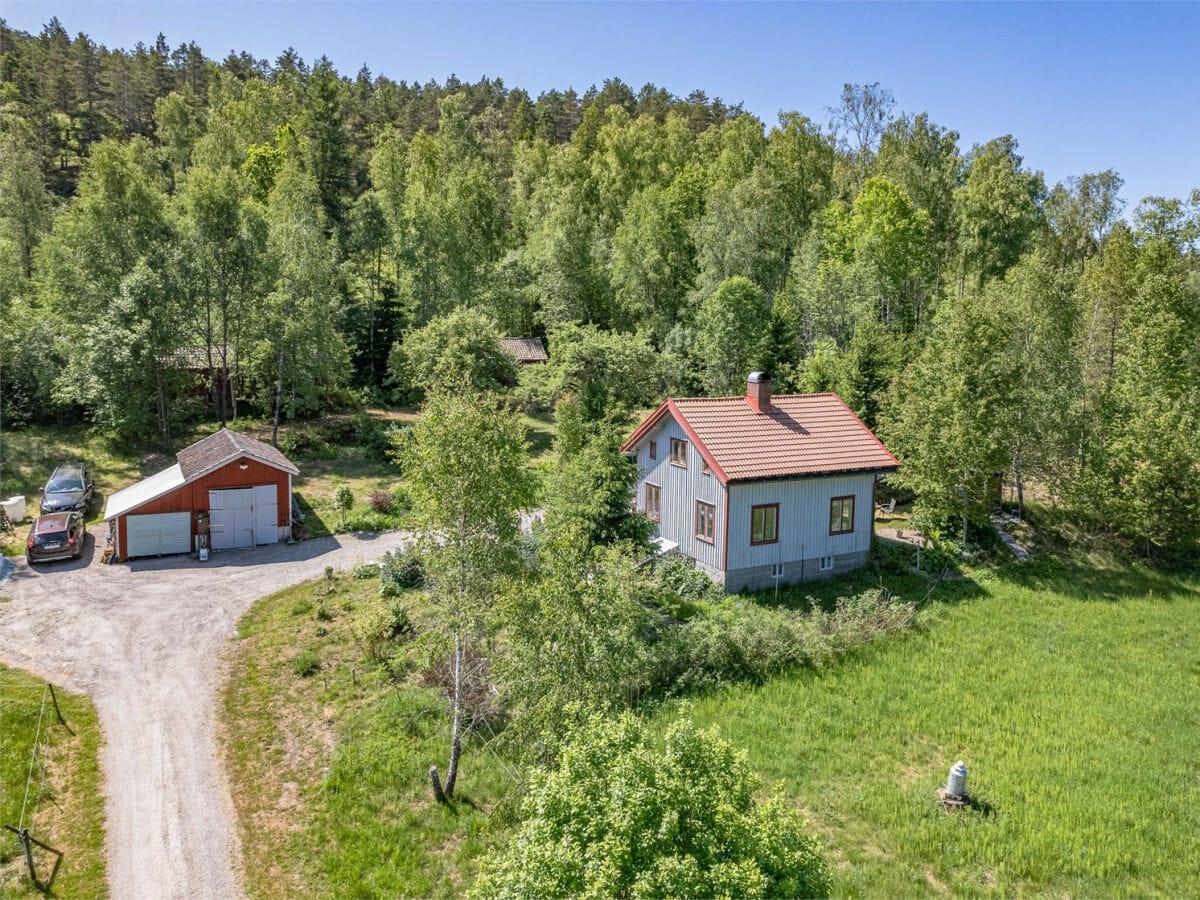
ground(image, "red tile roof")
xmin=177 ymin=428 xmax=299 ymax=479
xmin=622 ymin=393 xmax=898 ymax=484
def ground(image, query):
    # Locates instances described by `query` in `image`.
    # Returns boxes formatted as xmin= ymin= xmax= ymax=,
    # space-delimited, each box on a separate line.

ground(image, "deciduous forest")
xmin=1 ymin=18 xmax=1197 ymax=557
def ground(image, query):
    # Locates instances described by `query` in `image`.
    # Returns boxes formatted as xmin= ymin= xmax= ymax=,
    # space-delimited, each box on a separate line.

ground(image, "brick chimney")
xmin=747 ymin=371 xmax=771 ymax=413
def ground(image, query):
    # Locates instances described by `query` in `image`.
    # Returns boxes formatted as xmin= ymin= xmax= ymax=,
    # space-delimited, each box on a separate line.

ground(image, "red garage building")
xmin=103 ymin=428 xmax=299 ymax=561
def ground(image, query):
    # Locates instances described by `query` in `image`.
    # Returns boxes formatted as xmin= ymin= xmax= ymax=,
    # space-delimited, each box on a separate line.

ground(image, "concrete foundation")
xmin=720 ymin=550 xmax=869 ymax=593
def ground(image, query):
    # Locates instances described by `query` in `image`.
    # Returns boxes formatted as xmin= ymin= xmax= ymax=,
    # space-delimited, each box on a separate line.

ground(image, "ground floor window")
xmin=819 ymin=555 xmax=834 ymax=572
xmin=645 ymin=483 xmax=661 ymax=521
xmin=695 ymin=500 xmax=716 ymax=543
xmin=829 ymin=495 xmax=855 ymax=535
xmin=750 ymin=503 xmax=778 ymax=545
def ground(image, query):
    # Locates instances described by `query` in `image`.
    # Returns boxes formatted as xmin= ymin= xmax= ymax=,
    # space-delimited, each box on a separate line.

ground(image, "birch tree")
xmin=402 ymin=390 xmax=536 ymax=802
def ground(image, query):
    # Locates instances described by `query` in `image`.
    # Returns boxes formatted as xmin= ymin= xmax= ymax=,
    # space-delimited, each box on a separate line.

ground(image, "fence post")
xmin=48 ymin=684 xmax=70 ymax=732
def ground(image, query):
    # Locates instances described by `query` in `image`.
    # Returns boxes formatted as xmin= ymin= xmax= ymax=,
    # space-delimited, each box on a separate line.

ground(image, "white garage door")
xmin=209 ymin=485 xmax=279 ymax=550
xmin=126 ymin=512 xmax=191 ymax=558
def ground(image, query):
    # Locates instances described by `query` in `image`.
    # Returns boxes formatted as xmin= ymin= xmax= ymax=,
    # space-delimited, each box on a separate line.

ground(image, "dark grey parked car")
xmin=40 ymin=463 xmax=94 ymax=514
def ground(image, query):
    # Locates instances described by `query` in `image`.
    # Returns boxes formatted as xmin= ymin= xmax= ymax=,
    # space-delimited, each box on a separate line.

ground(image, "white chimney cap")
xmin=748 ymin=371 xmax=769 ymax=383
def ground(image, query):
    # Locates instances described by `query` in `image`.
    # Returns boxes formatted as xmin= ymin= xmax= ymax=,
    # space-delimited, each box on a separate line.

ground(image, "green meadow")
xmin=674 ymin=562 xmax=1200 ymax=896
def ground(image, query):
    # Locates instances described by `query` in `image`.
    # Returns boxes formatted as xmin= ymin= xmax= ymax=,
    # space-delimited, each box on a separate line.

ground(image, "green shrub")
xmin=281 ymin=427 xmax=333 ymax=459
xmin=471 ymin=713 xmax=830 ymax=899
xmin=351 ymin=562 xmax=379 ymax=579
xmin=357 ymin=597 xmax=414 ymax=664
xmin=379 ymin=546 xmax=424 ymax=595
xmin=389 ymin=484 xmax=411 ymax=515
xmin=354 ymin=415 xmax=399 ymax=463
xmin=291 ymin=650 xmax=321 ymax=677
xmin=656 ymin=553 xmax=723 ymax=603
xmin=315 ymin=603 xmax=335 ymax=622
xmin=290 ymin=597 xmax=314 ymax=616
xmin=342 ymin=511 xmax=394 ymax=533
xmin=652 ymin=589 xmax=915 ymax=694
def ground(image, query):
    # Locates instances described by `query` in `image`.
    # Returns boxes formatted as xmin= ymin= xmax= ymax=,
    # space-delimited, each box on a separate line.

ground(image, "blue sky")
xmin=5 ymin=1 xmax=1198 ymax=208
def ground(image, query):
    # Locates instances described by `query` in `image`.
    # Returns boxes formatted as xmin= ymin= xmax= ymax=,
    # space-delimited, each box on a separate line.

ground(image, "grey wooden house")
xmin=621 ymin=373 xmax=899 ymax=592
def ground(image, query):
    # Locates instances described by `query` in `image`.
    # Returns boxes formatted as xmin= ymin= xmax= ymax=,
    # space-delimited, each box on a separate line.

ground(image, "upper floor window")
xmin=701 ymin=457 xmax=712 ymax=476
xmin=829 ymin=496 xmax=855 ymax=535
xmin=750 ymin=504 xmax=778 ymax=545
xmin=670 ymin=438 xmax=688 ymax=468
xmin=648 ymin=440 xmax=657 ymax=461
xmin=645 ymin=483 xmax=661 ymax=521
xmin=695 ymin=500 xmax=716 ymax=543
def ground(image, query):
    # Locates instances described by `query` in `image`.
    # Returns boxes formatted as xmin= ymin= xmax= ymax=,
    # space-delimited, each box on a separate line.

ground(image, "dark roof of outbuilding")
xmin=501 ymin=337 xmax=549 ymax=363
xmin=177 ymin=428 xmax=299 ymax=479
xmin=621 ymin=392 xmax=898 ymax=484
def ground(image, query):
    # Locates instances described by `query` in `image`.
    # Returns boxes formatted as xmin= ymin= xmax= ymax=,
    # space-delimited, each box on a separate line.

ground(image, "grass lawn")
xmin=669 ymin=560 xmax=1200 ymax=897
xmin=0 ymin=666 xmax=107 ymax=899
xmin=221 ymin=550 xmax=1200 ymax=897
xmin=219 ymin=571 xmax=514 ymax=900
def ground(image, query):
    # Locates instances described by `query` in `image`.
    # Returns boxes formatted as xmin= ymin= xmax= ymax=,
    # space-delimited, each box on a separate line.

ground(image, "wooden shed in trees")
xmin=501 ymin=337 xmax=549 ymax=365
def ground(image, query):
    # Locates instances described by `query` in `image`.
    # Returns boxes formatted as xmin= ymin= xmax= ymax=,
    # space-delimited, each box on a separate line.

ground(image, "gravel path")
xmin=0 ymin=529 xmax=408 ymax=900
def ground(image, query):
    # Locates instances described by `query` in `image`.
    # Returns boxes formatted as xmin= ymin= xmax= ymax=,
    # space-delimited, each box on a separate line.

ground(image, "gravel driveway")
xmin=0 ymin=527 xmax=408 ymax=900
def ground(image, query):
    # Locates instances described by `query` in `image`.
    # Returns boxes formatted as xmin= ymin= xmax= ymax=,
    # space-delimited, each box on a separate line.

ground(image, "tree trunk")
xmin=443 ymin=635 xmax=464 ymax=799
xmin=217 ymin=301 xmax=229 ymax=428
xmin=1014 ymin=451 xmax=1025 ymax=524
xmin=155 ymin=367 xmax=169 ymax=450
xmin=429 ymin=766 xmax=448 ymax=804
xmin=204 ymin=304 xmax=218 ymax=422
xmin=272 ymin=341 xmax=285 ymax=447
xmin=369 ymin=249 xmax=381 ymax=385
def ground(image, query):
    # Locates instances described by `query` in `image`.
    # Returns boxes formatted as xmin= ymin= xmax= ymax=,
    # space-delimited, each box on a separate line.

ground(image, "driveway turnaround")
xmin=0 ymin=530 xmax=408 ymax=900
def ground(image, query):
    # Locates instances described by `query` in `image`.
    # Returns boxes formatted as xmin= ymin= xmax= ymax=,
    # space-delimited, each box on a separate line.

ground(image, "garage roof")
xmin=177 ymin=429 xmax=299 ymax=479
xmin=104 ymin=429 xmax=300 ymax=521
xmin=104 ymin=463 xmax=185 ymax=520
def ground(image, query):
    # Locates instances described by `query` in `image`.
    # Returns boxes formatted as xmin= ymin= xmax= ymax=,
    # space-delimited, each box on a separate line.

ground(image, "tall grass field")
xmin=672 ymin=563 xmax=1200 ymax=896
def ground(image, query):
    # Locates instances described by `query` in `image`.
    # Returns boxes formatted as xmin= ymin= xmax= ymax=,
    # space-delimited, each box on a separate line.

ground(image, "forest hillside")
xmin=1 ymin=18 xmax=1197 ymax=558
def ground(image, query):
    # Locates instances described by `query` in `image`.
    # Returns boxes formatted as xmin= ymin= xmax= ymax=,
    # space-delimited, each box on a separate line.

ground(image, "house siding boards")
xmin=637 ymin=413 xmax=726 ymax=576
xmin=112 ymin=455 xmax=293 ymax=561
xmin=720 ymin=474 xmax=877 ymax=592
xmin=724 ymin=474 xmax=876 ymax=571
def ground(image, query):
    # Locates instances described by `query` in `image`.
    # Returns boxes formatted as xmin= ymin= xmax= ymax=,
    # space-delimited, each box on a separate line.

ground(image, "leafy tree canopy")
xmin=472 ymin=712 xmax=830 ymax=899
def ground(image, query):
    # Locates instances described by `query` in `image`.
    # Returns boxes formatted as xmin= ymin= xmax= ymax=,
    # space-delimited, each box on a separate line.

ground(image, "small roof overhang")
xmin=103 ymin=463 xmax=186 ymax=520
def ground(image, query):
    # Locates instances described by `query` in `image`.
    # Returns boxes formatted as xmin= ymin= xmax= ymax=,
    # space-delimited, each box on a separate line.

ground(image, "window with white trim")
xmin=819 ymin=555 xmax=834 ymax=572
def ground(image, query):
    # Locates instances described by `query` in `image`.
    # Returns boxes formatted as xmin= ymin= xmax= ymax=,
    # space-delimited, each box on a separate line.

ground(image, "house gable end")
xmin=622 ymin=401 xmax=729 ymax=484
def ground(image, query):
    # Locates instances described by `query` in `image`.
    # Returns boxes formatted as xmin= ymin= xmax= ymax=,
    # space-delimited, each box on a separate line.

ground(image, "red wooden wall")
xmin=115 ymin=457 xmax=291 ymax=559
